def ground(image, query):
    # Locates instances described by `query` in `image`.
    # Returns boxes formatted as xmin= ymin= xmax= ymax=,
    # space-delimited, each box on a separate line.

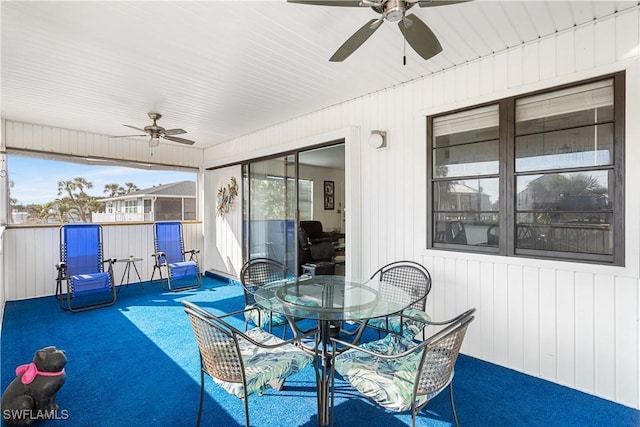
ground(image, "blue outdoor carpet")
xmin=1 ymin=275 xmax=638 ymax=426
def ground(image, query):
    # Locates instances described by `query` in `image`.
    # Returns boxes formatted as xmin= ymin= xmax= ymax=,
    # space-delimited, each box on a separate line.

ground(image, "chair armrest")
xmin=422 ymin=308 xmax=475 ymax=326
xmin=183 ymin=249 xmax=199 ymax=262
xmin=183 ymin=301 xmax=317 ymax=350
xmin=239 ymin=325 xmax=317 ymax=351
xmin=331 ymin=309 xmax=475 ymax=359
xmin=55 ymin=262 xmax=67 ymax=281
xmin=218 ymin=307 xmax=318 ymax=348
xmin=102 ymin=258 xmax=117 ymax=274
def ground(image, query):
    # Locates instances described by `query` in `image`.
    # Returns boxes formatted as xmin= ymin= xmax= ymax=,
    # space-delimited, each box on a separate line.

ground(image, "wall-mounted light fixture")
xmin=368 ymin=130 xmax=387 ymax=149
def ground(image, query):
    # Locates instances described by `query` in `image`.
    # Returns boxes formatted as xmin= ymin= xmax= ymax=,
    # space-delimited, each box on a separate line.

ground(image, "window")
xmin=427 ymin=73 xmax=624 ymax=265
xmin=297 ymin=179 xmax=314 ymax=221
xmin=124 ymin=200 xmax=137 ymax=214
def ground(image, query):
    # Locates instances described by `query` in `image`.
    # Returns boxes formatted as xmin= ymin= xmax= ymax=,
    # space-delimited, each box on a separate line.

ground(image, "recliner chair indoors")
xmin=299 ymin=220 xmax=340 ymax=245
xmin=298 ymin=226 xmax=335 ymax=276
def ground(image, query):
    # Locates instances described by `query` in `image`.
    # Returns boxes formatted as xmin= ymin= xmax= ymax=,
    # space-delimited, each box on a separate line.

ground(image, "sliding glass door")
xmin=242 ymin=142 xmax=345 ymax=276
xmin=244 ymin=155 xmax=297 ymax=273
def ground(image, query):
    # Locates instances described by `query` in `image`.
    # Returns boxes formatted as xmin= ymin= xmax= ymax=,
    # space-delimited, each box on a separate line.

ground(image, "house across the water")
xmin=93 ymin=180 xmax=196 ymax=222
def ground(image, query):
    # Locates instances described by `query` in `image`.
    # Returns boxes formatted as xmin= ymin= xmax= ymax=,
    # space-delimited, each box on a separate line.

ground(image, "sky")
xmin=8 ymin=155 xmax=196 ymax=205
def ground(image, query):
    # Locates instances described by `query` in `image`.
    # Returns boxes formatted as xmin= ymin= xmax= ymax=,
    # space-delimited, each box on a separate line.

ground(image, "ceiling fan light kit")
xmin=288 ymin=0 xmax=470 ymax=62
xmin=149 ymin=136 xmax=161 ymax=148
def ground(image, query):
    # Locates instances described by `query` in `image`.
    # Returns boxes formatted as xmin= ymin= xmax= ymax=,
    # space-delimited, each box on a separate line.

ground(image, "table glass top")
xmin=253 ymin=275 xmax=414 ymax=321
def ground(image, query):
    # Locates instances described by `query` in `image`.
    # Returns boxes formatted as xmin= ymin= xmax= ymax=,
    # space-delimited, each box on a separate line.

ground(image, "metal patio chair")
xmin=55 ymin=223 xmax=117 ymax=312
xmin=240 ymin=258 xmax=291 ymax=336
xmin=366 ymin=260 xmax=432 ymax=340
xmin=331 ymin=308 xmax=476 ymax=427
xmin=182 ymin=301 xmax=314 ymax=427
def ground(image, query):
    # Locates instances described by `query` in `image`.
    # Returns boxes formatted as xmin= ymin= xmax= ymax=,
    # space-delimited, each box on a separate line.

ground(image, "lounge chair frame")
xmin=151 ymin=221 xmax=201 ymax=291
xmin=55 ymin=223 xmax=117 ymax=312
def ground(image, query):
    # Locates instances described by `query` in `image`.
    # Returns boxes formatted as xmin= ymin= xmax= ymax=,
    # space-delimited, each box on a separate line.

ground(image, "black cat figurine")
xmin=1 ymin=347 xmax=67 ymax=425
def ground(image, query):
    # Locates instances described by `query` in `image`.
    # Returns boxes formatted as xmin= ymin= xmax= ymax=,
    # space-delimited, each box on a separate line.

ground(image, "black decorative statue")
xmin=1 ymin=346 xmax=67 ymax=425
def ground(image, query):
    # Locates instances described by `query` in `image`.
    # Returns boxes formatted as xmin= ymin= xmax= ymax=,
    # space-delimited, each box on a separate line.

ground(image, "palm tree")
xmin=103 ymin=183 xmax=124 ymax=197
xmin=57 ymin=177 xmax=94 ymax=222
xmin=124 ymin=182 xmax=139 ymax=193
xmin=26 ymin=202 xmax=54 ymax=224
xmin=48 ymin=202 xmax=78 ymax=223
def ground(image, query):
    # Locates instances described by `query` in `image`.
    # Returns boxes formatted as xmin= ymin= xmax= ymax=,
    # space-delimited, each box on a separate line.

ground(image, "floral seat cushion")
xmin=245 ymin=304 xmax=289 ymax=330
xmin=210 ymin=327 xmax=313 ymax=399
xmin=334 ymin=334 xmax=453 ymax=412
xmin=367 ymin=308 xmax=430 ymax=340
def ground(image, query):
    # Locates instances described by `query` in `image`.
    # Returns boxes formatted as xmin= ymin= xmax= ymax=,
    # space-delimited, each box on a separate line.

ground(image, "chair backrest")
xmin=299 ymin=220 xmax=324 ymax=239
xmin=240 ymin=258 xmax=288 ymax=306
xmin=447 ymin=221 xmax=467 ymax=244
xmin=154 ymin=221 xmax=185 ymax=264
xmin=60 ymin=224 xmax=104 ymax=275
xmin=416 ymin=308 xmax=475 ymax=398
xmin=370 ymin=261 xmax=432 ymax=310
xmin=183 ymin=301 xmax=245 ymax=385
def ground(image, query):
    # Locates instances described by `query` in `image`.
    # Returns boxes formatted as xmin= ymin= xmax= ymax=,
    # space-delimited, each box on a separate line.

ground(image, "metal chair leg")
xmin=197 ymin=367 xmax=204 ymax=427
xmin=449 ymin=383 xmax=459 ymax=427
xmin=243 ymin=396 xmax=250 ymax=427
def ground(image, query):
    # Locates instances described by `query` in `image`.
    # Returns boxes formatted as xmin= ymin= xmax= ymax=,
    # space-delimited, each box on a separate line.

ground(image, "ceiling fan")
xmin=288 ymin=0 xmax=470 ymax=62
xmin=115 ymin=112 xmax=195 ymax=147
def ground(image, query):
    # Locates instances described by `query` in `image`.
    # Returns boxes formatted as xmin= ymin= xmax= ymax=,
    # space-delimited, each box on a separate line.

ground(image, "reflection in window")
xmin=432 ymin=105 xmax=500 ymax=247
xmin=250 ymin=175 xmax=313 ymax=221
xmin=428 ymin=74 xmax=623 ymax=264
xmin=515 ymin=124 xmax=613 ymax=172
xmin=515 ymin=79 xmax=614 ymax=256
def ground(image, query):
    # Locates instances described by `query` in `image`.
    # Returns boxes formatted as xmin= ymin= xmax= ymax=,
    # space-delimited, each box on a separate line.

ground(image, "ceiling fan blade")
xmin=123 ymin=124 xmax=147 ymax=132
xmin=163 ymin=135 xmax=195 ymax=145
xmin=330 ymin=18 xmax=383 ymax=62
xmin=398 ymin=14 xmax=442 ymax=60
xmin=412 ymin=0 xmax=471 ymax=7
xmin=163 ymin=128 xmax=187 ymax=136
xmin=110 ymin=134 xmax=147 ymax=138
xmin=287 ymin=0 xmax=366 ymax=6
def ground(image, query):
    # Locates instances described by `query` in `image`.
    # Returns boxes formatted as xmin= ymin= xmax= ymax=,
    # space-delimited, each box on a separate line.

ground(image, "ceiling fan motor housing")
xmin=371 ymin=0 xmax=409 ymax=22
xmin=383 ymin=0 xmax=407 ymax=22
xmin=145 ymin=112 xmax=165 ymax=137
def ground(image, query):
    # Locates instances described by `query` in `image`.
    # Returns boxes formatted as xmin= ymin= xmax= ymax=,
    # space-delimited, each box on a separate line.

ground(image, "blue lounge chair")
xmin=151 ymin=221 xmax=201 ymax=291
xmin=55 ymin=224 xmax=117 ymax=312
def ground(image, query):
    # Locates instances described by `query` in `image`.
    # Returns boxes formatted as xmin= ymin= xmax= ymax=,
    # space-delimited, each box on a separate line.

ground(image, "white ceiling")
xmin=2 ymin=1 xmax=637 ymax=150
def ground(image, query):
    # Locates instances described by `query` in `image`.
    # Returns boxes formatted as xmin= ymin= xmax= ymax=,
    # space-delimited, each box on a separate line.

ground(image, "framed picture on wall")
xmin=324 ymin=180 xmax=334 ymax=210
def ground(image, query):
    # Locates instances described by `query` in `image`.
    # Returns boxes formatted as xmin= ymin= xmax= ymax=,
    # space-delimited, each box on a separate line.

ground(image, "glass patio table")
xmin=253 ymin=275 xmax=417 ymax=427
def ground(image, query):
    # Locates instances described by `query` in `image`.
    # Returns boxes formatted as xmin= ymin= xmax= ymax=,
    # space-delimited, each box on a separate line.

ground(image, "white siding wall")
xmin=204 ymin=166 xmax=243 ymax=278
xmin=2 ymin=222 xmax=203 ymax=301
xmin=202 ymin=11 xmax=640 ymax=409
xmin=2 ymin=120 xmax=203 ymax=168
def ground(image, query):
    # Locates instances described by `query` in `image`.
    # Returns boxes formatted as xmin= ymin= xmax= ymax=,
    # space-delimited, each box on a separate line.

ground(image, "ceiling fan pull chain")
xmin=403 ymin=38 xmax=407 ymax=66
